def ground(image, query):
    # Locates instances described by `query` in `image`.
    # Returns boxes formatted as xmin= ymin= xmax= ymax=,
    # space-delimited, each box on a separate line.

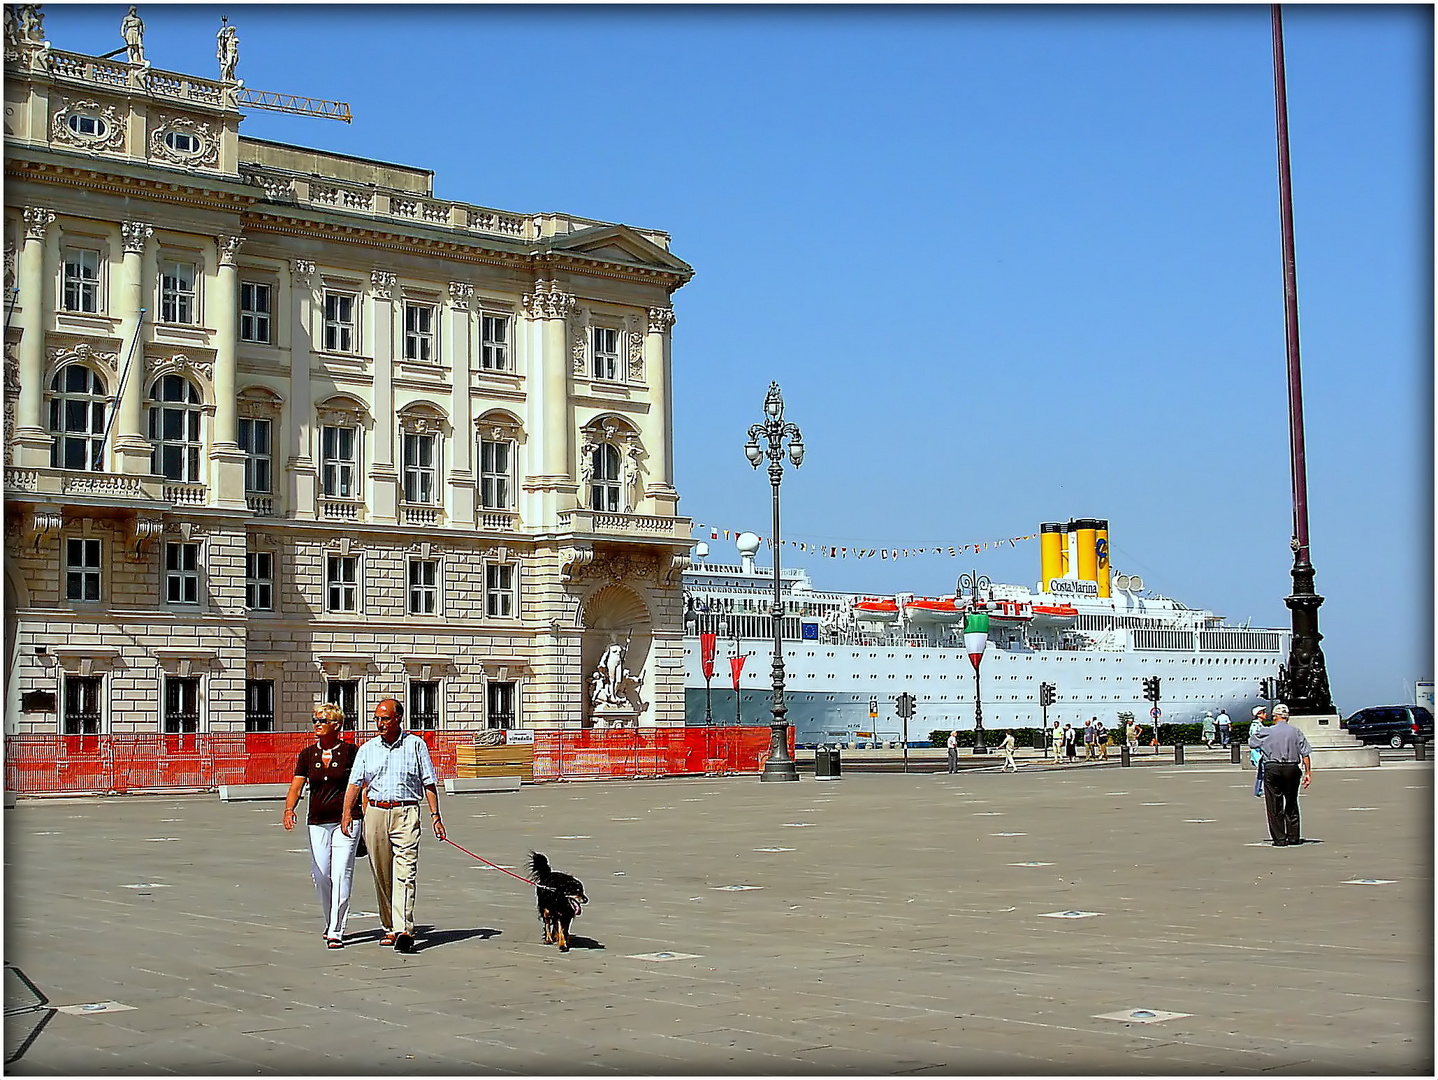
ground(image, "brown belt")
xmin=369 ymin=800 xmax=418 ymax=809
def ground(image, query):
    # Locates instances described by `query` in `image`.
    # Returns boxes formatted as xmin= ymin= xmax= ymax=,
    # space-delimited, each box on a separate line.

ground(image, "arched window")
xmin=48 ymin=364 xmax=108 ymax=471
xmin=148 ymin=374 xmax=204 ymax=482
xmin=588 ymin=443 xmax=622 ymax=512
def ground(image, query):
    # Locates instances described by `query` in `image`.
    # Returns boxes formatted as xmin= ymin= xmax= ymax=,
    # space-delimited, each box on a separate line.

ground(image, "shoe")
xmin=1272 ymin=840 xmax=1289 ymax=846
xmin=378 ymin=932 xmax=397 ymax=947
xmin=326 ymin=938 xmax=344 ymax=949
xmin=394 ymin=932 xmax=415 ymax=953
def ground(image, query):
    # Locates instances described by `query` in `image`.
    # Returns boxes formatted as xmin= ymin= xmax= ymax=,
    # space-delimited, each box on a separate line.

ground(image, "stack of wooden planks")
xmin=455 ymin=743 xmax=534 ymax=782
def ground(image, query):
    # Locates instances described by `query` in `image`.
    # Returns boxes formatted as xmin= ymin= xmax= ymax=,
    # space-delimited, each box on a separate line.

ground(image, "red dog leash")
xmin=442 ymin=836 xmax=535 ymax=887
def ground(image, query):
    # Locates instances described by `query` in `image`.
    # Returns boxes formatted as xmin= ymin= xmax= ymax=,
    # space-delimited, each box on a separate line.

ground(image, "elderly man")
xmin=341 ymin=698 xmax=445 ymax=953
xmin=1248 ymin=703 xmax=1312 ymax=846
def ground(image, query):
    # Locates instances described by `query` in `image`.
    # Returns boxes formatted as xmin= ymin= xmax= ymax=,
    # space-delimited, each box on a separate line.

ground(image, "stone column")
xmin=209 ymin=234 xmax=246 ymax=509
xmin=643 ymin=306 xmax=679 ymax=516
xmin=521 ymin=281 xmax=576 ymax=525
xmin=12 ymin=206 xmax=54 ymax=466
xmin=368 ymin=270 xmax=398 ymax=524
xmin=112 ymin=220 xmax=154 ymax=474
xmin=288 ymin=260 xmax=317 ymax=519
xmin=446 ymin=281 xmax=475 ymax=527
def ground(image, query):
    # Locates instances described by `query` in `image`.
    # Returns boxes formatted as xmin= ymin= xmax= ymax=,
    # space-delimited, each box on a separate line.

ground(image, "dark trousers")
xmin=947 ymin=747 xmax=958 ymax=773
xmin=1262 ymin=762 xmax=1302 ymax=843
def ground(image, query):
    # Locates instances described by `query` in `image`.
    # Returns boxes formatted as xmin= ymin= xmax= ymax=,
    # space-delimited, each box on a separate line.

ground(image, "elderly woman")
xmin=283 ymin=702 xmax=361 ymax=948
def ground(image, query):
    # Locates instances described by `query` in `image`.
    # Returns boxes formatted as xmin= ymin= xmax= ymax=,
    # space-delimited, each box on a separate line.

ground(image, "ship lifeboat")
xmin=902 ymin=596 xmax=967 ymax=624
xmin=853 ymin=596 xmax=899 ymax=622
xmin=1030 ymin=603 xmax=1079 ymax=629
xmin=982 ymin=599 xmax=1034 ymax=623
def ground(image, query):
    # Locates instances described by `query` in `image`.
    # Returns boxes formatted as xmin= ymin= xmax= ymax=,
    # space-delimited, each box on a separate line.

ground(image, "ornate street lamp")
xmin=959 ymin=570 xmax=991 ymax=753
xmin=744 ymin=382 xmax=804 ymax=782
xmin=1270 ymin=4 xmax=1334 ymax=717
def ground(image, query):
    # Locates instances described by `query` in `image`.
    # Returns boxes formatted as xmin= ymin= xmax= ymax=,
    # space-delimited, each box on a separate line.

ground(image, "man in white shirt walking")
xmin=341 ymin=698 xmax=446 ymax=953
xmin=999 ymin=730 xmax=1017 ymax=772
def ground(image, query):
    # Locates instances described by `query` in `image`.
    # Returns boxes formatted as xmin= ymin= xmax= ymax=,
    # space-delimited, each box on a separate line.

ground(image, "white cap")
xmin=1271 ymin=703 xmax=1290 ymax=719
xmin=1252 ymin=706 xmax=1265 ymax=718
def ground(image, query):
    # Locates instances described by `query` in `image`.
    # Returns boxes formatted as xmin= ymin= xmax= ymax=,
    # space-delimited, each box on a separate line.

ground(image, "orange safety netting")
xmin=3 ymin=726 xmax=792 ymax=796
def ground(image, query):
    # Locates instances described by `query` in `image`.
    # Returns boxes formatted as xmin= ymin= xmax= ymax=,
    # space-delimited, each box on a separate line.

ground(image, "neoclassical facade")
xmin=3 ymin=19 xmax=693 ymax=736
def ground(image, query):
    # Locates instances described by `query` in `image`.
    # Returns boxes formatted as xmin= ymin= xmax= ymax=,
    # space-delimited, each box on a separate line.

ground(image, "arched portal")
xmin=579 ymin=584 xmax=652 ymax=727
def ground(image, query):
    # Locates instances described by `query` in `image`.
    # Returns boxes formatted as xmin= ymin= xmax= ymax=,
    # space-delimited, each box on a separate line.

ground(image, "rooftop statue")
xmin=15 ymin=4 xmax=44 ymax=43
xmin=120 ymin=5 xmax=144 ymax=64
xmin=216 ymin=15 xmax=238 ymax=82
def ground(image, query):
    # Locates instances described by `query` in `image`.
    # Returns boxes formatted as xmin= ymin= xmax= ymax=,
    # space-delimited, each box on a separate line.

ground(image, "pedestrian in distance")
xmin=1250 ymin=705 xmax=1269 ymax=797
xmin=946 ymin=729 xmax=959 ymax=774
xmin=1202 ymin=711 xmax=1216 ymax=749
xmin=340 ymin=698 xmax=446 ymax=953
xmin=1248 ymin=703 xmax=1312 ymax=846
xmin=1218 ymin=708 xmax=1233 ymax=747
xmin=1095 ymin=718 xmax=1109 ymax=761
xmin=1083 ymin=717 xmax=1096 ymax=760
xmin=283 ymin=701 xmax=360 ymax=948
xmin=999 ymin=730 xmax=1017 ymax=772
xmin=1050 ymin=719 xmax=1062 ymax=760
xmin=1062 ymin=722 xmax=1077 ymax=763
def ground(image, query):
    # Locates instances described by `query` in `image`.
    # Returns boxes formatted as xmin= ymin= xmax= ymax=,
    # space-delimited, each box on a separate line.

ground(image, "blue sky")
xmin=48 ymin=4 xmax=1432 ymax=712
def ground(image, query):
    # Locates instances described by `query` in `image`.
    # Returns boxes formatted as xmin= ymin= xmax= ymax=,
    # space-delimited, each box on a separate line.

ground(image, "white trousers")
xmin=307 ymin=821 xmax=359 ymax=940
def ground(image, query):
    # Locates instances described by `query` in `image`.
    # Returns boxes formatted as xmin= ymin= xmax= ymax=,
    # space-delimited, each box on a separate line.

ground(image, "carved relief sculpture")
xmin=121 ymin=221 xmax=153 ymax=254
xmin=447 ymin=281 xmax=473 ymax=311
xmin=217 ymin=234 xmax=244 ymax=267
xmin=22 ymin=206 xmax=54 ymax=240
xmin=52 ymin=99 xmax=126 ymax=152
xmin=370 ymin=270 xmax=396 ymax=300
xmin=150 ymin=115 xmax=219 ymax=168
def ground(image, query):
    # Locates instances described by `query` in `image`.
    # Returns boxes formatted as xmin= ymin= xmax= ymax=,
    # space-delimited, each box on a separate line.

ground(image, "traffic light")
xmin=1258 ymin=678 xmax=1273 ymax=700
xmin=895 ymin=692 xmax=915 ymax=719
xmin=1142 ymin=676 xmax=1161 ymax=703
xmin=1039 ymin=682 xmax=1056 ymax=707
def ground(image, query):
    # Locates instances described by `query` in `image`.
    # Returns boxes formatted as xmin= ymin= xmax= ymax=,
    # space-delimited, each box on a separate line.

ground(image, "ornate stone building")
xmin=2 ymin=14 xmax=693 ymax=736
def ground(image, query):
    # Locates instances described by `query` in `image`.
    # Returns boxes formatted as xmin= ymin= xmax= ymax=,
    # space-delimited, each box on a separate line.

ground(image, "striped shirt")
xmin=1249 ymin=721 xmax=1311 ymax=764
xmin=350 ymin=731 xmax=438 ymax=802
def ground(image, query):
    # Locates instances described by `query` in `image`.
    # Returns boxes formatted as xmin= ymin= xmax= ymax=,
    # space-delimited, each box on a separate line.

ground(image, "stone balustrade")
xmin=556 ymin=509 xmax=690 ymax=540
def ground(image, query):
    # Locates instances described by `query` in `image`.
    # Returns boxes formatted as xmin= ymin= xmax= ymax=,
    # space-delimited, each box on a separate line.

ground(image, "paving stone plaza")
xmin=4 ymin=757 xmax=1432 ymax=1074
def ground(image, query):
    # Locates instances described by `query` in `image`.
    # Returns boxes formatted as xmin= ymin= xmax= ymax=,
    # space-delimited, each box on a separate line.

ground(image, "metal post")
xmin=746 ymin=382 xmax=802 ymax=783
xmin=902 ymin=709 xmax=909 ymax=774
xmin=1271 ymin=4 xmax=1334 ymax=717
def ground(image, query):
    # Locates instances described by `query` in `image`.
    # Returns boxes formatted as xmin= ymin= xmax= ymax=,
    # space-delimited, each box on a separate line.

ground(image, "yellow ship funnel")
xmin=1095 ymin=519 xmax=1111 ymax=597
xmin=1040 ymin=522 xmax=1064 ymax=590
xmin=1075 ymin=518 xmax=1099 ymax=584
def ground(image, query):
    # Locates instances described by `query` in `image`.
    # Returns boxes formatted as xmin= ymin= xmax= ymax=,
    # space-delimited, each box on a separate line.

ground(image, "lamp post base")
xmin=971 ymin=745 xmax=990 ymax=755
xmin=760 ymin=758 xmax=800 ymax=782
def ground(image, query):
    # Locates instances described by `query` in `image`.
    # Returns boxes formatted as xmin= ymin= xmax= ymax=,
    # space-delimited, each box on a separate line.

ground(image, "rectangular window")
xmin=480 ymin=313 xmax=509 ymax=371
xmin=163 ymin=676 xmax=200 ymax=734
xmin=479 ymin=440 xmax=510 ymax=509
xmin=244 ymin=679 xmax=275 ymax=732
xmin=403 ymin=302 xmax=436 ymax=362
xmin=65 ymin=537 xmax=102 ymax=601
xmin=402 ymin=433 xmax=436 ymax=504
xmin=239 ymin=281 xmax=272 ymax=343
xmin=63 ymin=674 xmax=103 ymax=736
xmin=245 ymin=550 xmax=273 ymax=611
xmin=409 ymin=680 xmax=440 ymax=731
xmin=326 ymin=679 xmax=358 ymax=731
xmin=591 ymin=326 xmax=620 ymax=381
xmin=326 ymin=554 xmax=358 ymax=613
xmin=408 ymin=558 xmax=438 ymax=615
xmin=322 ymin=291 xmax=356 ymax=352
xmin=165 ymin=541 xmax=200 ymax=604
xmin=485 ymin=563 xmax=514 ymax=618
xmin=486 ymin=681 xmax=516 ymax=730
xmin=238 ymin=417 xmax=272 ymax=494
xmin=62 ymin=248 xmax=101 ymax=313
xmin=159 ymin=259 xmax=196 ymax=324
xmin=321 ymin=425 xmax=357 ymax=498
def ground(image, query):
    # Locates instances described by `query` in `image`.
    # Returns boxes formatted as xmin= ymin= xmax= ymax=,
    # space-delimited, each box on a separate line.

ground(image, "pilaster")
xmin=209 ymin=234 xmax=246 ymax=509
xmin=521 ymin=281 xmax=577 ymax=525
xmin=446 ymin=280 xmax=476 ymax=527
xmin=643 ymin=305 xmax=679 ymax=515
xmin=368 ymin=269 xmax=398 ymax=524
xmin=13 ymin=206 xmax=54 ymax=466
xmin=288 ymin=259 xmax=317 ymax=519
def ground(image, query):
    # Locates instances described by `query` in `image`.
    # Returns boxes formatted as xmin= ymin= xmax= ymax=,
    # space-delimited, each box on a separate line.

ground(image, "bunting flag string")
xmin=689 ymin=523 xmax=1039 ymax=560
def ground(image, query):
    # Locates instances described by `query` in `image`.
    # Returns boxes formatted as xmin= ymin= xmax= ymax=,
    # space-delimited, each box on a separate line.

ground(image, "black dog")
xmin=528 ymin=852 xmax=588 ymax=951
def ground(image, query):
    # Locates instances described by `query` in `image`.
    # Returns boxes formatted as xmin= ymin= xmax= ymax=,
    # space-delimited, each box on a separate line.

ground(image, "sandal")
xmin=326 ymin=938 xmax=344 ymax=949
xmin=378 ymin=933 xmax=397 ymax=947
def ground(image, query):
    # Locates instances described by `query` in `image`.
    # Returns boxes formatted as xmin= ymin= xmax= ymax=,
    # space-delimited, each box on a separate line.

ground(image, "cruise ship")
xmin=681 ymin=520 xmax=1289 ymax=746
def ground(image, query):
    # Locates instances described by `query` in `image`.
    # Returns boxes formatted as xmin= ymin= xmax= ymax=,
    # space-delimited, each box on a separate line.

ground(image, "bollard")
xmin=1230 ymin=742 xmax=1241 ymax=765
xmin=1174 ymin=743 xmax=1185 ymax=765
xmin=1417 ymin=741 xmax=1426 ymax=762
xmin=1120 ymin=745 xmax=1130 ymax=768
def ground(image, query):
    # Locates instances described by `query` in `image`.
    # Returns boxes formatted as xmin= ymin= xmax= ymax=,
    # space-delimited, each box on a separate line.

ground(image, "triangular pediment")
xmin=546 ymin=224 xmax=692 ymax=275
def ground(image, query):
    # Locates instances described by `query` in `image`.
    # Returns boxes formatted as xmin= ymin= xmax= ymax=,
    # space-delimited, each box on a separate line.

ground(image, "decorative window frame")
xmin=322 ymin=536 xmax=363 ymax=615
xmin=401 ymin=293 xmax=441 ymax=364
xmin=61 ymin=533 xmax=105 ymax=604
xmin=245 ymin=547 xmax=275 ymax=612
xmin=397 ymin=403 xmax=448 ymax=508
xmin=156 ymin=251 xmax=202 ymax=326
xmin=478 ymin=305 xmax=514 ymax=372
xmin=238 ymin=278 xmax=276 ymax=345
xmin=162 ymin=535 xmax=204 ymax=607
xmin=149 ymin=114 xmax=220 ymax=169
xmin=478 ymin=659 xmax=531 ymax=730
xmin=51 ymin=97 xmax=126 ymax=153
xmin=401 ymin=656 xmax=456 ymax=731
xmin=578 ymin=416 xmax=645 ymax=514
xmin=475 ymin=410 xmax=524 ymax=513
xmin=46 ymin=347 xmax=117 ymax=472
xmin=590 ymin=323 xmax=622 ymax=383
xmin=145 ymin=363 xmax=213 ymax=484
xmin=59 ymin=241 xmax=106 ymax=315
xmin=406 ymin=555 xmax=442 ymax=617
xmin=316 ymin=396 xmax=369 ymax=504
xmin=480 ymin=544 xmax=523 ymax=621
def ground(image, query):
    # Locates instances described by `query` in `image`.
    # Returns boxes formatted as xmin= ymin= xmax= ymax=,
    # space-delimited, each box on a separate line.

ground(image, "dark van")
xmin=1340 ymin=705 xmax=1434 ymax=748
